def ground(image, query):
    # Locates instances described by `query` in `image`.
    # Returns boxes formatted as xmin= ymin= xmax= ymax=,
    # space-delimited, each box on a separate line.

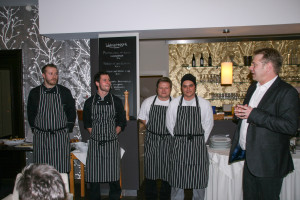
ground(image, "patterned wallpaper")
xmin=0 ymin=6 xmax=90 ymax=178
xmin=169 ymin=40 xmax=300 ymax=107
xmin=0 ymin=6 xmax=90 ymax=138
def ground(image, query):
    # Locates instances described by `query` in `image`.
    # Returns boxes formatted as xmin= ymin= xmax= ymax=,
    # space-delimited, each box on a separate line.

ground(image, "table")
xmin=0 ymin=142 xmax=33 ymax=151
xmin=205 ymin=148 xmax=300 ymax=200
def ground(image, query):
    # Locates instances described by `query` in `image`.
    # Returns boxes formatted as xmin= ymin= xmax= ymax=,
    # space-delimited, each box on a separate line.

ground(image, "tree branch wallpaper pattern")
xmin=0 ymin=6 xmax=90 ymax=179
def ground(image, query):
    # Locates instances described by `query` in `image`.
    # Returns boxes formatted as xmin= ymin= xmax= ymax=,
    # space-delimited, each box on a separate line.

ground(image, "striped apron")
xmin=169 ymin=96 xmax=209 ymax=189
xmin=33 ymin=86 xmax=70 ymax=173
xmin=144 ymin=96 xmax=172 ymax=181
xmin=85 ymin=94 xmax=120 ymax=182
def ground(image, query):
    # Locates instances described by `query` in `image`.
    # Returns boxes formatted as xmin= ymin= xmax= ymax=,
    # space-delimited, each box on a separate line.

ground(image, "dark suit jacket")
xmin=229 ymin=77 xmax=299 ymax=177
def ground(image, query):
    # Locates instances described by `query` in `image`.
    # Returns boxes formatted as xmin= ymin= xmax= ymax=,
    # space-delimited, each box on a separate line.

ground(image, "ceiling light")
xmin=221 ymin=29 xmax=233 ymax=85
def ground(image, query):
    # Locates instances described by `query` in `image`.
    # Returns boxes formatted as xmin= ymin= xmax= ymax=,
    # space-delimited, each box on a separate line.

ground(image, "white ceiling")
xmin=41 ymin=24 xmax=300 ymax=41
xmin=123 ymin=24 xmax=300 ymax=41
xmin=1 ymin=0 xmax=300 ymax=41
xmin=0 ymin=0 xmax=38 ymax=7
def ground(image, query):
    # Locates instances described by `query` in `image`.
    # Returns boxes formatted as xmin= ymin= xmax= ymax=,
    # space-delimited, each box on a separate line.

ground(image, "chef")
xmin=166 ymin=73 xmax=214 ymax=200
xmin=83 ymin=71 xmax=126 ymax=200
xmin=138 ymin=77 xmax=173 ymax=200
xmin=27 ymin=63 xmax=76 ymax=173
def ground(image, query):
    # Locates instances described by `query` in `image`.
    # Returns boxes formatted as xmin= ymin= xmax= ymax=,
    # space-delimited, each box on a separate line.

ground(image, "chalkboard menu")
xmin=99 ymin=36 xmax=137 ymax=118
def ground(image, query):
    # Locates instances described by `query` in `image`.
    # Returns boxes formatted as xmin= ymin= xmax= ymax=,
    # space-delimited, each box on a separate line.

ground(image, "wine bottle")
xmin=192 ymin=54 xmax=196 ymax=67
xmin=200 ymin=53 xmax=204 ymax=66
xmin=208 ymin=53 xmax=212 ymax=66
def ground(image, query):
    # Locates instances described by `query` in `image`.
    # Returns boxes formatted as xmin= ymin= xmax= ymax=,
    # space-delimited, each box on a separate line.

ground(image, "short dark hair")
xmin=94 ymin=71 xmax=109 ymax=84
xmin=156 ymin=77 xmax=172 ymax=89
xmin=94 ymin=71 xmax=110 ymax=89
xmin=42 ymin=63 xmax=58 ymax=74
xmin=253 ymin=48 xmax=282 ymax=75
xmin=17 ymin=164 xmax=67 ymax=200
xmin=181 ymin=73 xmax=196 ymax=86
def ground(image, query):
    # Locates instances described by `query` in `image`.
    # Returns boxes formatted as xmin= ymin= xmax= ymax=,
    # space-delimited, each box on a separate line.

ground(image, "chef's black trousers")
xmin=89 ymin=181 xmax=121 ymax=200
xmin=145 ymin=178 xmax=171 ymax=200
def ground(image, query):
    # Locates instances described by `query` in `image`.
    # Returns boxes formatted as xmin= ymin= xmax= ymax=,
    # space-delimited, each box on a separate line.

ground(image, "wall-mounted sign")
xmin=99 ymin=35 xmax=138 ymax=118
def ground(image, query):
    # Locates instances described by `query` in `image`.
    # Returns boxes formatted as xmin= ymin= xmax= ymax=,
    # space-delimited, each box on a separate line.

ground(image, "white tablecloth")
xmin=205 ymin=147 xmax=300 ymax=200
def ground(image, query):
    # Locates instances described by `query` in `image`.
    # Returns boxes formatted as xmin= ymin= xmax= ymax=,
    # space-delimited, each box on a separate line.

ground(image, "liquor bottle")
xmin=192 ymin=54 xmax=196 ymax=67
xmin=200 ymin=53 xmax=204 ymax=66
xmin=208 ymin=53 xmax=212 ymax=66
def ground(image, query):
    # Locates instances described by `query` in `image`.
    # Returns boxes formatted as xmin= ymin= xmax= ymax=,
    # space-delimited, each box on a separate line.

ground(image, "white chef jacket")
xmin=166 ymin=96 xmax=214 ymax=143
xmin=138 ymin=95 xmax=173 ymax=124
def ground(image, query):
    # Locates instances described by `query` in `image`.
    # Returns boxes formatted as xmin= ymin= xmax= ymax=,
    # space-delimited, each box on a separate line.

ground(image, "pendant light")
xmin=221 ymin=29 xmax=233 ymax=85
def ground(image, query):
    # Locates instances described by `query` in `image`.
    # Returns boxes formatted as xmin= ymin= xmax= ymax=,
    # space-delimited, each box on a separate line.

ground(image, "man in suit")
xmin=229 ymin=48 xmax=299 ymax=200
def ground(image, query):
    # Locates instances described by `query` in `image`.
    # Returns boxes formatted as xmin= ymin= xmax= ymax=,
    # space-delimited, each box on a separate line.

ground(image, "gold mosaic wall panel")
xmin=169 ymin=40 xmax=300 ymax=107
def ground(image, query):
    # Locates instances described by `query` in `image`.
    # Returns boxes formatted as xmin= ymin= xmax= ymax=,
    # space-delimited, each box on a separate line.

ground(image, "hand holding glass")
xmin=234 ymin=104 xmax=248 ymax=118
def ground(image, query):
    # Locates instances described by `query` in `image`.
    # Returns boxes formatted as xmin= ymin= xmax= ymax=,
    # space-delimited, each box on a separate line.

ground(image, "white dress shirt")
xmin=166 ymin=96 xmax=214 ymax=143
xmin=239 ymin=76 xmax=278 ymax=150
xmin=138 ymin=95 xmax=172 ymax=124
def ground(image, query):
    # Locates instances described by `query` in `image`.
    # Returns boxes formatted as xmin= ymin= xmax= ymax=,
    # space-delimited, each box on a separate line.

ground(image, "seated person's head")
xmin=17 ymin=163 xmax=67 ymax=200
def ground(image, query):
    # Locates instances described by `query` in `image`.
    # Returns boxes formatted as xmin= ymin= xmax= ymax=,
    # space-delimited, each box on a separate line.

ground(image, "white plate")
xmin=211 ymin=141 xmax=231 ymax=144
xmin=210 ymin=145 xmax=231 ymax=149
xmin=211 ymin=140 xmax=231 ymax=144
xmin=210 ymin=144 xmax=231 ymax=147
xmin=4 ymin=139 xmax=25 ymax=146
xmin=210 ymin=143 xmax=231 ymax=147
xmin=210 ymin=137 xmax=231 ymax=142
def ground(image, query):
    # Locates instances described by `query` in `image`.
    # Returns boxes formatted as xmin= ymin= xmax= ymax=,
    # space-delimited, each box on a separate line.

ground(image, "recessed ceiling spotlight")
xmin=25 ymin=5 xmax=32 ymax=12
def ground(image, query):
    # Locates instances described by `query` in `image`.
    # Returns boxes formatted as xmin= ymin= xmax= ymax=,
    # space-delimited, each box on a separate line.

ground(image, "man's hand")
xmin=87 ymin=128 xmax=92 ymax=134
xmin=234 ymin=104 xmax=253 ymax=119
xmin=116 ymin=126 xmax=122 ymax=135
